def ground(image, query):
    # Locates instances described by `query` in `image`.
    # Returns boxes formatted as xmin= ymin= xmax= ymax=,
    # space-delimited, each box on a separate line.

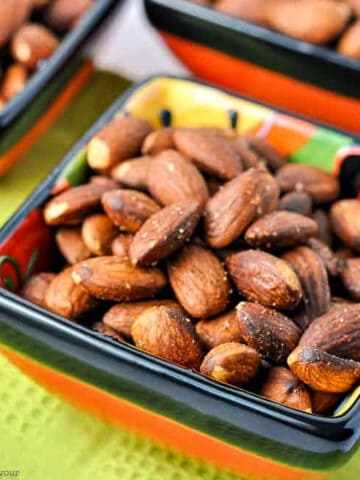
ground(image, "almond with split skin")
xmin=227 ymin=250 xmax=302 ymax=311
xmin=200 ymin=342 xmax=261 ymax=385
xmin=173 ymin=128 xmax=242 ymax=180
xmin=129 ymin=200 xmax=202 ymax=266
xmin=21 ymin=272 xmax=56 ymax=307
xmin=132 ymin=306 xmax=204 ymax=369
xmin=81 ymin=214 xmax=118 ymax=256
xmin=102 ymin=189 xmax=160 ymax=233
xmin=276 ymin=164 xmax=340 ymax=204
xmin=87 ymin=116 xmax=153 ymax=171
xmin=44 ymin=183 xmax=112 ymax=226
xmin=147 ymin=150 xmax=209 ymax=206
xmin=245 ymin=211 xmax=318 ymax=249
xmin=236 ymin=302 xmax=301 ymax=363
xmin=168 ymin=244 xmax=230 ymax=319
xmin=195 ymin=310 xmax=242 ymax=350
xmin=111 ymin=156 xmax=150 ymax=190
xmin=72 ymin=256 xmax=167 ymax=302
xmin=260 ymin=367 xmax=312 ymax=413
xmin=330 ymin=199 xmax=360 ymax=251
xmin=56 ymin=227 xmax=92 ymax=264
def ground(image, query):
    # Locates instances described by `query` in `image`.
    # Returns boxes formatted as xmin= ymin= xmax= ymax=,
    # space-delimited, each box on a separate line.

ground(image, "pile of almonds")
xmin=194 ymin=0 xmax=360 ymax=60
xmin=21 ymin=114 xmax=360 ymax=416
xmin=0 ymin=0 xmax=94 ymax=107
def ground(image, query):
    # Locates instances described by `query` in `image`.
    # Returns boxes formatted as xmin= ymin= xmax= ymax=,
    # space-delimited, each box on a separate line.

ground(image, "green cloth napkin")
xmin=0 ymin=71 xmax=359 ymax=480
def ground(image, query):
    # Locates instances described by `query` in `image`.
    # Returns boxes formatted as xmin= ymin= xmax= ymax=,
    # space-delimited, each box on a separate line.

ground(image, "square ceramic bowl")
xmin=144 ymin=0 xmax=360 ymax=135
xmin=0 ymin=75 xmax=360 ymax=480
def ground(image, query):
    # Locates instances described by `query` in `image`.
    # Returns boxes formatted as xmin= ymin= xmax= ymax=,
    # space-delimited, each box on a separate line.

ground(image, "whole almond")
xmin=245 ymin=211 xmax=318 ymax=249
xmin=72 ymin=256 xmax=167 ymax=302
xmin=330 ymin=199 xmax=360 ymax=251
xmin=93 ymin=322 xmax=124 ymax=343
xmin=200 ymin=342 xmax=261 ymax=385
xmin=243 ymin=135 xmax=286 ymax=171
xmin=142 ymin=128 xmax=175 ymax=155
xmin=87 ymin=116 xmax=153 ymax=171
xmin=236 ymin=302 xmax=301 ymax=363
xmin=102 ymin=189 xmax=160 ymax=233
xmin=56 ymin=227 xmax=92 ymax=264
xmin=311 ymin=391 xmax=342 ymax=415
xmin=1 ymin=63 xmax=29 ymax=100
xmin=288 ymin=346 xmax=360 ymax=393
xmin=81 ymin=214 xmax=118 ymax=256
xmin=0 ymin=0 xmax=33 ymax=49
xmin=111 ymin=156 xmax=150 ymax=190
xmin=44 ymin=183 xmax=112 ymax=226
xmin=103 ymin=300 xmax=181 ymax=338
xmin=260 ymin=367 xmax=312 ymax=412
xmin=215 ymin=0 xmax=267 ymax=24
xmin=282 ymin=246 xmax=330 ymax=329
xmin=195 ymin=310 xmax=242 ymax=350
xmin=338 ymin=19 xmax=360 ymax=59
xmin=111 ymin=233 xmax=133 ymax=259
xmin=45 ymin=267 xmax=97 ymax=320
xmin=21 ymin=272 xmax=56 ymax=307
xmin=227 ymin=250 xmax=302 ymax=310
xmin=168 ymin=244 xmax=230 ymax=318
xmin=44 ymin=0 xmax=93 ymax=30
xmin=173 ymin=129 xmax=242 ymax=180
xmin=89 ymin=175 xmax=119 ymax=189
xmin=279 ymin=191 xmax=313 ymax=216
xmin=276 ymin=164 xmax=340 ymax=204
xmin=132 ymin=306 xmax=204 ymax=369
xmin=307 ymin=237 xmax=340 ymax=277
xmin=232 ymin=136 xmax=263 ymax=170
xmin=313 ymin=209 xmax=333 ymax=246
xmin=339 ymin=258 xmax=360 ymax=300
xmin=299 ymin=304 xmax=360 ymax=361
xmin=129 ymin=200 xmax=202 ymax=266
xmin=147 ymin=150 xmax=209 ymax=206
xmin=205 ymin=168 xmax=279 ymax=248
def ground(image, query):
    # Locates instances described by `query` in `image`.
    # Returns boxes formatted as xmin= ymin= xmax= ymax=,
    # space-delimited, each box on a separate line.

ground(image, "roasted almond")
xmin=276 ymin=164 xmax=340 ymax=204
xmin=173 ymin=128 xmax=242 ymax=180
xmin=81 ymin=213 xmax=118 ymax=256
xmin=260 ymin=367 xmax=312 ymax=412
xmin=215 ymin=0 xmax=267 ymax=24
xmin=111 ymin=156 xmax=150 ymax=190
xmin=236 ymin=302 xmax=301 ymax=363
xmin=279 ymin=191 xmax=313 ymax=216
xmin=129 ymin=200 xmax=202 ymax=266
xmin=168 ymin=244 xmax=230 ymax=318
xmin=103 ymin=300 xmax=181 ymax=338
xmin=200 ymin=342 xmax=261 ymax=385
xmin=45 ymin=267 xmax=97 ymax=320
xmin=339 ymin=258 xmax=360 ymax=300
xmin=89 ymin=175 xmax=119 ymax=189
xmin=44 ymin=0 xmax=94 ymax=30
xmin=313 ymin=209 xmax=333 ymax=246
xmin=288 ymin=346 xmax=360 ymax=393
xmin=93 ymin=321 xmax=124 ymax=343
xmin=330 ymin=199 xmax=360 ymax=251
xmin=204 ymin=168 xmax=279 ymax=248
xmin=195 ymin=310 xmax=242 ymax=350
xmin=111 ymin=233 xmax=133 ymax=259
xmin=102 ymin=189 xmax=160 ymax=233
xmin=44 ymin=183 xmax=112 ymax=226
xmin=147 ymin=149 xmax=209 ymax=206
xmin=227 ymin=250 xmax=302 ymax=311
xmin=132 ymin=306 xmax=204 ymax=369
xmin=311 ymin=391 xmax=342 ymax=415
xmin=21 ymin=272 xmax=56 ymax=307
xmin=72 ymin=256 xmax=167 ymax=302
xmin=142 ymin=128 xmax=175 ymax=155
xmin=282 ymin=246 xmax=330 ymax=329
xmin=242 ymin=135 xmax=286 ymax=171
xmin=338 ymin=19 xmax=360 ymax=59
xmin=0 ymin=0 xmax=32 ymax=49
xmin=307 ymin=237 xmax=340 ymax=277
xmin=232 ymin=136 xmax=263 ymax=170
xmin=55 ymin=227 xmax=92 ymax=264
xmin=87 ymin=116 xmax=153 ymax=171
xmin=1 ymin=63 xmax=28 ymax=100
xmin=245 ymin=211 xmax=318 ymax=249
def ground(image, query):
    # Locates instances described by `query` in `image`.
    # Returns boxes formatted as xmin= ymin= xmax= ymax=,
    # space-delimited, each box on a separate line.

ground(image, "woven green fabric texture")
xmin=0 ymin=71 xmax=359 ymax=480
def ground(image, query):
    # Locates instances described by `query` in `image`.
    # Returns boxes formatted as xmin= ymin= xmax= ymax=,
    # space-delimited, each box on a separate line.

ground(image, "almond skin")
xmin=147 ymin=149 xmax=209 ymax=206
xmin=173 ymin=129 xmax=242 ymax=180
xmin=102 ymin=189 xmax=160 ymax=233
xmin=87 ymin=116 xmax=153 ymax=171
xmin=103 ymin=300 xmax=181 ymax=338
xmin=131 ymin=306 xmax=204 ymax=369
xmin=200 ymin=342 xmax=261 ymax=385
xmin=168 ymin=244 xmax=230 ymax=319
xmin=330 ymin=199 xmax=360 ymax=251
xmin=204 ymin=168 xmax=279 ymax=248
xmin=282 ymin=246 xmax=330 ymax=329
xmin=260 ymin=367 xmax=312 ymax=413
xmin=81 ymin=214 xmax=118 ymax=256
xmin=45 ymin=267 xmax=97 ymax=320
xmin=21 ymin=272 xmax=56 ymax=307
xmin=288 ymin=346 xmax=360 ymax=393
xmin=111 ymin=156 xmax=150 ymax=190
xmin=195 ymin=310 xmax=242 ymax=350
xmin=279 ymin=191 xmax=313 ymax=216
xmin=276 ymin=164 xmax=340 ymax=204
xmin=129 ymin=200 xmax=202 ymax=266
xmin=339 ymin=258 xmax=360 ymax=300
xmin=111 ymin=233 xmax=133 ymax=259
xmin=93 ymin=322 xmax=124 ymax=343
xmin=227 ymin=250 xmax=302 ymax=311
xmin=245 ymin=211 xmax=318 ymax=249
xmin=72 ymin=256 xmax=167 ymax=302
xmin=44 ymin=183 xmax=112 ymax=226
xmin=55 ymin=227 xmax=92 ymax=264
xmin=236 ymin=302 xmax=301 ymax=363
xmin=299 ymin=304 xmax=360 ymax=361
xmin=141 ymin=128 xmax=175 ymax=155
